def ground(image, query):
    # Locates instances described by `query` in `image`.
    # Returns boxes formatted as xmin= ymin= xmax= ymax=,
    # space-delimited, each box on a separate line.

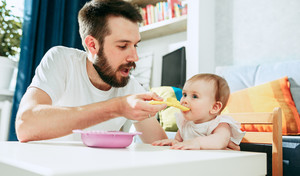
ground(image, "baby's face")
xmin=180 ymin=79 xmax=217 ymax=124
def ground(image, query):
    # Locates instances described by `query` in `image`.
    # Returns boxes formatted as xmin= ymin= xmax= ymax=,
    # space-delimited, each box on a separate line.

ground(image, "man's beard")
xmin=93 ymin=47 xmax=136 ymax=87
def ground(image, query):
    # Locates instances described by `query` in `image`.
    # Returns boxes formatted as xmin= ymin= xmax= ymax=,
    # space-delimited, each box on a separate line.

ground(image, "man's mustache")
xmin=119 ymin=62 xmax=136 ymax=70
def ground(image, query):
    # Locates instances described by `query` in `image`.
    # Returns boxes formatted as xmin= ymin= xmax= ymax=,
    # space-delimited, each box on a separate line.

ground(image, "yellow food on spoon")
xmin=149 ymin=97 xmax=190 ymax=111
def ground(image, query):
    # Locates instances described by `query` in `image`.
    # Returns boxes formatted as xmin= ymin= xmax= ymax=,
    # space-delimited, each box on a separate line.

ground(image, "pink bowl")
xmin=73 ymin=130 xmax=142 ymax=148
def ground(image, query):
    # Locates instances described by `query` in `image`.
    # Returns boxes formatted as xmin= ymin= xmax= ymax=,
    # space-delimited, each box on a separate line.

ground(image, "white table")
xmin=0 ymin=141 xmax=266 ymax=176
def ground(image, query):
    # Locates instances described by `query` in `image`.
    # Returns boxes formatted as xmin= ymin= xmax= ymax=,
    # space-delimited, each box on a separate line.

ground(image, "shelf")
xmin=139 ymin=15 xmax=187 ymax=41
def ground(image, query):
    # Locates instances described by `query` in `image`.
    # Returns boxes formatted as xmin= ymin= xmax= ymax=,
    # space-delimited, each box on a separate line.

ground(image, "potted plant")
xmin=0 ymin=0 xmax=22 ymax=90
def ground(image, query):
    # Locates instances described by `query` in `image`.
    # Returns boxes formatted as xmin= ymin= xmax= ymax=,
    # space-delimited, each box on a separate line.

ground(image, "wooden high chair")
xmin=225 ymin=107 xmax=283 ymax=176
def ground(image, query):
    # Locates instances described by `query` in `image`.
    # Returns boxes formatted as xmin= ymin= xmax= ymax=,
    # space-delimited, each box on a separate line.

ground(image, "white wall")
xmin=137 ymin=32 xmax=187 ymax=88
xmin=139 ymin=0 xmax=300 ymax=88
xmin=216 ymin=0 xmax=300 ymax=66
xmin=187 ymin=0 xmax=215 ymax=78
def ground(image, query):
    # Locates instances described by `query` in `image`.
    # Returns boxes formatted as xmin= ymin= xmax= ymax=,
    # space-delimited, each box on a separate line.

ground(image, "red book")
xmin=146 ymin=4 xmax=152 ymax=24
xmin=142 ymin=7 xmax=148 ymax=25
xmin=167 ymin=0 xmax=180 ymax=18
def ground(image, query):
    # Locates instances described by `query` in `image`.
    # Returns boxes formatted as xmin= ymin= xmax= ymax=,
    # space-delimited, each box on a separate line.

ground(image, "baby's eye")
xmin=192 ymin=94 xmax=198 ymax=99
xmin=182 ymin=93 xmax=187 ymax=97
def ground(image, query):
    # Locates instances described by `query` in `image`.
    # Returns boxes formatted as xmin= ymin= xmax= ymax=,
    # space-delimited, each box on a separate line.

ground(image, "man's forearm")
xmin=134 ymin=117 xmax=167 ymax=143
xmin=16 ymin=99 xmax=120 ymax=142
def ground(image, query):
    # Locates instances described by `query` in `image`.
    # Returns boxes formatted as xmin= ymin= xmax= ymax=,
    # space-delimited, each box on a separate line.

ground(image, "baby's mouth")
xmin=182 ymin=107 xmax=190 ymax=113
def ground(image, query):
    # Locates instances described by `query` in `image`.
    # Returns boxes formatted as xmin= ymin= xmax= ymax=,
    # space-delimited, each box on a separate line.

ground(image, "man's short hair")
xmin=78 ymin=0 xmax=143 ymax=51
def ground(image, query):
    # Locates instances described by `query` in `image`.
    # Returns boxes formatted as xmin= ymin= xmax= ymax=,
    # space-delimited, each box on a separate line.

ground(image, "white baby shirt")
xmin=176 ymin=113 xmax=245 ymax=145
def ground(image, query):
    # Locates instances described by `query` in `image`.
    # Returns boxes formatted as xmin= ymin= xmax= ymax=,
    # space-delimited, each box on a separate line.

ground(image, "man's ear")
xmin=84 ymin=35 xmax=99 ymax=55
xmin=209 ymin=101 xmax=223 ymax=115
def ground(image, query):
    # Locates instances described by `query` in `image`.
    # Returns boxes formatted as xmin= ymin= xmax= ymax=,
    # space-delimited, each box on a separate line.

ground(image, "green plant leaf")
xmin=0 ymin=0 xmax=23 ymax=58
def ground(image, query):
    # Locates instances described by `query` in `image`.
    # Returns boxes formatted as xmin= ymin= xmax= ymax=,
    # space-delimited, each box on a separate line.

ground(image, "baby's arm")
xmin=174 ymin=130 xmax=183 ymax=142
xmin=171 ymin=123 xmax=231 ymax=150
xmin=152 ymin=130 xmax=183 ymax=146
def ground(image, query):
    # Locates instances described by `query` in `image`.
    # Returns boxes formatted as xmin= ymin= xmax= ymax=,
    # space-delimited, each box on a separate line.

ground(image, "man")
xmin=15 ymin=0 xmax=167 ymax=143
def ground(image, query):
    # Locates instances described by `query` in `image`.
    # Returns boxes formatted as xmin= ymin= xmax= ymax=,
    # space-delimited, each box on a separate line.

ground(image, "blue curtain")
xmin=9 ymin=0 xmax=89 ymax=141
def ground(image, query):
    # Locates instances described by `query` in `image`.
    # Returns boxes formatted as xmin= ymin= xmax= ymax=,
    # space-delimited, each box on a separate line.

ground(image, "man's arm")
xmin=16 ymin=87 xmax=167 ymax=142
xmin=134 ymin=117 xmax=168 ymax=144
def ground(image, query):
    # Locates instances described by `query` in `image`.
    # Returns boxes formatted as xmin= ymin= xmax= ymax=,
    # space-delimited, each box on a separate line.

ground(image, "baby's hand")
xmin=152 ymin=139 xmax=179 ymax=146
xmin=170 ymin=140 xmax=201 ymax=150
xmin=226 ymin=141 xmax=240 ymax=151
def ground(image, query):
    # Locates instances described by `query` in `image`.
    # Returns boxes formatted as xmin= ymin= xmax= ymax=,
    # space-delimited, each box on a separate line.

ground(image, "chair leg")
xmin=272 ymin=107 xmax=282 ymax=176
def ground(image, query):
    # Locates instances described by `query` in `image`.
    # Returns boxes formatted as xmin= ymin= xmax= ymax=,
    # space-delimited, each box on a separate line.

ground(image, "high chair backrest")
xmin=225 ymin=107 xmax=282 ymax=176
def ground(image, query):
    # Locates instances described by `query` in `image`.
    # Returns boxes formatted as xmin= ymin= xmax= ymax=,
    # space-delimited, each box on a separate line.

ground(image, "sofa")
xmin=215 ymin=60 xmax=300 ymax=176
xmin=142 ymin=60 xmax=300 ymax=176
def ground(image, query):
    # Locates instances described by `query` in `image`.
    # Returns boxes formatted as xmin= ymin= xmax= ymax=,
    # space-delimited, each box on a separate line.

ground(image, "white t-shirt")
xmin=176 ymin=113 xmax=245 ymax=145
xmin=30 ymin=46 xmax=146 ymax=140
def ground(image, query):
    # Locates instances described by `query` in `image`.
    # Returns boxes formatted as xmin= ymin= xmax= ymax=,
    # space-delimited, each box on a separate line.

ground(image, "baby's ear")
xmin=209 ymin=101 xmax=223 ymax=115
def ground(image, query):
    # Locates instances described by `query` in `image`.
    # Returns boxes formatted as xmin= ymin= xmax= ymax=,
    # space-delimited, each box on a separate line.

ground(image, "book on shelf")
xmin=138 ymin=0 xmax=187 ymax=27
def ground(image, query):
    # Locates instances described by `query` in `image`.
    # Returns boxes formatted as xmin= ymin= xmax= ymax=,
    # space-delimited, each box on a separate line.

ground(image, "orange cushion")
xmin=223 ymin=76 xmax=300 ymax=135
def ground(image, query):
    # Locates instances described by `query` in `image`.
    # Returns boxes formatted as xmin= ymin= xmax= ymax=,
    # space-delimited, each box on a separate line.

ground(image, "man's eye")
xmin=134 ymin=44 xmax=138 ymax=48
xmin=118 ymin=45 xmax=127 ymax=49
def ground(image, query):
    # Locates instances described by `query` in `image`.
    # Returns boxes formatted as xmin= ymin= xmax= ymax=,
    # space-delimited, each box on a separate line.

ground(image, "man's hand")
xmin=118 ymin=92 xmax=167 ymax=121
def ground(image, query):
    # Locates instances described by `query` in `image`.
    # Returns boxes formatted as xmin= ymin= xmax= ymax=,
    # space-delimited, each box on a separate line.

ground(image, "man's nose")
xmin=127 ymin=46 xmax=139 ymax=62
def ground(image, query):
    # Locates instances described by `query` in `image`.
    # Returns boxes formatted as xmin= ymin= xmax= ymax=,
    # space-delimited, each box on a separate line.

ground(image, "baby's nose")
xmin=181 ymin=99 xmax=188 ymax=106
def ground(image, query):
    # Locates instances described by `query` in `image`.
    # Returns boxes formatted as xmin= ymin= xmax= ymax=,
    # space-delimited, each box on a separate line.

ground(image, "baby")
xmin=152 ymin=73 xmax=245 ymax=150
